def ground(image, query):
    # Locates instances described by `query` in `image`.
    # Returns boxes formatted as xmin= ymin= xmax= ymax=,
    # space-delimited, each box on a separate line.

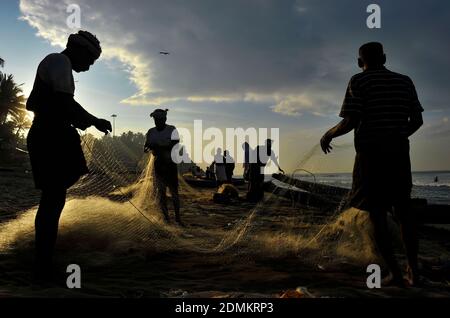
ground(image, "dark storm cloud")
xmin=20 ymin=0 xmax=450 ymax=115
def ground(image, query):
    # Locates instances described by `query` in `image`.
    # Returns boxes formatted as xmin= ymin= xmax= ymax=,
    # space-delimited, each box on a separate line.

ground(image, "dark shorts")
xmin=154 ymin=161 xmax=179 ymax=191
xmin=350 ymin=147 xmax=412 ymax=211
xmin=27 ymin=122 xmax=88 ymax=190
xmin=246 ymin=163 xmax=265 ymax=201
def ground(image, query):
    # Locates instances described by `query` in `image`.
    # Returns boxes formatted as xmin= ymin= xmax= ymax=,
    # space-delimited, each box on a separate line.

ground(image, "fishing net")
xmin=0 ymin=130 xmax=384 ymax=292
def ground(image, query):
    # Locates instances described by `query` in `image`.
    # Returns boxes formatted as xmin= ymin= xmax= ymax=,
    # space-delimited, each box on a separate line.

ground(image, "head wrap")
xmin=67 ymin=30 xmax=102 ymax=59
xmin=150 ymin=109 xmax=168 ymax=119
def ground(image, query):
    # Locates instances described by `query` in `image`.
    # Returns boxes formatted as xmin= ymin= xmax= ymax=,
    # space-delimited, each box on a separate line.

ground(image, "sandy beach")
xmin=1 ymin=167 xmax=449 ymax=298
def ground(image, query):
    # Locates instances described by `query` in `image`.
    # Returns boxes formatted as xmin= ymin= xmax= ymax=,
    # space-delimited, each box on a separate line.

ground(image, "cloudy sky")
xmin=1 ymin=0 xmax=449 ymax=172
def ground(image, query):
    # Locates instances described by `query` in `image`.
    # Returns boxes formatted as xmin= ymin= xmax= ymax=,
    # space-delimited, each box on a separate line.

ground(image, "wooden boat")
xmin=183 ymin=175 xmax=245 ymax=188
xmin=264 ymin=181 xmax=342 ymax=208
xmin=270 ymin=173 xmax=450 ymax=224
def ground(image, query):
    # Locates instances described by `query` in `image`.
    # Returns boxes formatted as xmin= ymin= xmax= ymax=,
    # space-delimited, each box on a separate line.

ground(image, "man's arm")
xmin=57 ymin=93 xmax=112 ymax=134
xmin=321 ymin=76 xmax=362 ymax=154
xmin=169 ymin=138 xmax=180 ymax=148
xmin=144 ymin=131 xmax=152 ymax=153
xmin=144 ymin=142 xmax=151 ymax=153
xmin=269 ymin=150 xmax=285 ymax=174
xmin=406 ymin=77 xmax=424 ymax=137
xmin=145 ymin=129 xmax=180 ymax=155
xmin=320 ymin=117 xmax=359 ymax=154
xmin=407 ymin=112 xmax=423 ymax=137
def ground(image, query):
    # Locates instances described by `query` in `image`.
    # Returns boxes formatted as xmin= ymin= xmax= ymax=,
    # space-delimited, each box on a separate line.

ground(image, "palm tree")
xmin=11 ymin=108 xmax=31 ymax=137
xmin=0 ymin=73 xmax=26 ymax=126
xmin=0 ymin=57 xmax=4 ymax=68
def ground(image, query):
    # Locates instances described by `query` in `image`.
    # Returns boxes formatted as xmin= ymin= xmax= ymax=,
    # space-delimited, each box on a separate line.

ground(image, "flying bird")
xmin=159 ymin=51 xmax=170 ymax=55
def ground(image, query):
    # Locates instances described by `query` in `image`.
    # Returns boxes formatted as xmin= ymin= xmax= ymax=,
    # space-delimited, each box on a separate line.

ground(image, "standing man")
xmin=26 ymin=31 xmax=112 ymax=280
xmin=224 ymin=150 xmax=235 ymax=183
xmin=212 ymin=148 xmax=227 ymax=187
xmin=144 ymin=109 xmax=182 ymax=226
xmin=320 ymin=42 xmax=424 ymax=286
xmin=247 ymin=139 xmax=284 ymax=202
xmin=242 ymin=142 xmax=252 ymax=181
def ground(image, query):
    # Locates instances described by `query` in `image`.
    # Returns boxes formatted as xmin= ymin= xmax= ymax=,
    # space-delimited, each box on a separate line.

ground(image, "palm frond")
xmin=0 ymin=73 xmax=26 ymax=125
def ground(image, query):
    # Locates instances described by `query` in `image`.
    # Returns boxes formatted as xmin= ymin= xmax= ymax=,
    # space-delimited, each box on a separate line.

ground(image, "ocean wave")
xmin=315 ymin=179 xmax=450 ymax=189
xmin=413 ymin=182 xmax=450 ymax=188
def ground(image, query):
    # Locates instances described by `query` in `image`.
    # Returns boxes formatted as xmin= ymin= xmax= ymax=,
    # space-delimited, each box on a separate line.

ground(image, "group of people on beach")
xmin=25 ymin=31 xmax=423 ymax=287
xmin=204 ymin=139 xmax=284 ymax=203
xmin=208 ymin=148 xmax=236 ymax=186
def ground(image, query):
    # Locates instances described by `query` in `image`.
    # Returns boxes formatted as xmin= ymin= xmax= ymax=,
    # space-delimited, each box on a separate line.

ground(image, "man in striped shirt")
xmin=320 ymin=42 xmax=424 ymax=287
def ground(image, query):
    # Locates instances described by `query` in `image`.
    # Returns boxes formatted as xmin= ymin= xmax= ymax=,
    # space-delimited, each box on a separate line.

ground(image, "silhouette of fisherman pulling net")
xmin=144 ymin=109 xmax=183 ymax=226
xmin=26 ymin=31 xmax=112 ymax=282
xmin=247 ymin=139 xmax=285 ymax=202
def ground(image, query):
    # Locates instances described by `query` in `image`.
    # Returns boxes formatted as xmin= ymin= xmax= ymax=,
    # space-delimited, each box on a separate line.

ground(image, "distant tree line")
xmin=81 ymin=131 xmax=197 ymax=176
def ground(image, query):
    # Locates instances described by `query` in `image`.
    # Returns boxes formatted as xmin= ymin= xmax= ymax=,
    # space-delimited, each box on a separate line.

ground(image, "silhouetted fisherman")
xmin=247 ymin=139 xmax=284 ymax=202
xmin=26 ymin=31 xmax=112 ymax=281
xmin=242 ymin=142 xmax=252 ymax=181
xmin=321 ymin=42 xmax=424 ymax=287
xmin=208 ymin=162 xmax=216 ymax=181
xmin=224 ymin=150 xmax=235 ymax=183
xmin=205 ymin=166 xmax=212 ymax=180
xmin=212 ymin=148 xmax=227 ymax=187
xmin=144 ymin=109 xmax=183 ymax=226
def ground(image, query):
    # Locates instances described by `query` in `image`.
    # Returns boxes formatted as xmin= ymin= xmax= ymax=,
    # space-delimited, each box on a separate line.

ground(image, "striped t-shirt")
xmin=339 ymin=67 xmax=424 ymax=151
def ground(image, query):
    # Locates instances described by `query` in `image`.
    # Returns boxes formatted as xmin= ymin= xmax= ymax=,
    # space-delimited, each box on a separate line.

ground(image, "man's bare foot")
xmin=405 ymin=266 xmax=421 ymax=287
xmin=176 ymin=219 xmax=186 ymax=227
xmin=382 ymin=272 xmax=406 ymax=288
xmin=160 ymin=212 xmax=170 ymax=224
xmin=160 ymin=217 xmax=171 ymax=225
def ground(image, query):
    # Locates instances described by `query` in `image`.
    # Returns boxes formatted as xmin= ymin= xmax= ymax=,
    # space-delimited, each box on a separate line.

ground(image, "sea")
xmin=294 ymin=171 xmax=450 ymax=205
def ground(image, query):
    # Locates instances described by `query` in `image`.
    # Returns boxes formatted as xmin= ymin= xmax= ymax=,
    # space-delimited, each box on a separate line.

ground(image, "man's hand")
xmin=94 ymin=118 xmax=112 ymax=135
xmin=320 ymin=117 xmax=357 ymax=154
xmin=320 ymin=132 xmax=333 ymax=154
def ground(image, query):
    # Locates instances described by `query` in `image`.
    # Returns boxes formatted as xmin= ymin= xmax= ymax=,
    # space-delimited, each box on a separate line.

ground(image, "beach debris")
xmin=280 ymin=290 xmax=304 ymax=298
xmin=297 ymin=287 xmax=314 ymax=297
xmin=213 ymin=183 xmax=239 ymax=204
xmin=279 ymin=287 xmax=314 ymax=298
xmin=163 ymin=289 xmax=189 ymax=298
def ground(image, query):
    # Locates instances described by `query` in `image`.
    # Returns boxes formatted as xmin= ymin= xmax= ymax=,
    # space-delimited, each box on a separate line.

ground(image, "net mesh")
xmin=0 ymin=131 xmax=382 ymax=278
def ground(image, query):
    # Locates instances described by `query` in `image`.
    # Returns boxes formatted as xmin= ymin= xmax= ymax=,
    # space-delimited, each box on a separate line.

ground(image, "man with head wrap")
xmin=26 ymin=31 xmax=112 ymax=281
xmin=144 ymin=109 xmax=183 ymax=226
